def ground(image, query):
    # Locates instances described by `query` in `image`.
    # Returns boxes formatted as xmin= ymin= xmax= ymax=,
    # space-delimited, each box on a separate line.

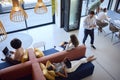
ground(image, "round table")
xmin=0 ymin=32 xmax=33 ymax=51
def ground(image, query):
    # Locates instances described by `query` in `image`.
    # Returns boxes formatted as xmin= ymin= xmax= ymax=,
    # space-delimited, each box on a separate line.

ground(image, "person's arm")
xmin=10 ymin=51 xmax=15 ymax=54
xmin=104 ymin=13 xmax=110 ymax=21
xmin=93 ymin=17 xmax=97 ymax=28
xmin=65 ymin=43 xmax=75 ymax=50
xmin=56 ymin=65 xmax=68 ymax=78
xmin=90 ymin=17 xmax=97 ymax=28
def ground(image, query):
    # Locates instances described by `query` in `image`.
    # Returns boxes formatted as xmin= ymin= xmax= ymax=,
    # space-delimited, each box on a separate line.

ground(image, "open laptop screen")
xmin=2 ymin=47 xmax=9 ymax=56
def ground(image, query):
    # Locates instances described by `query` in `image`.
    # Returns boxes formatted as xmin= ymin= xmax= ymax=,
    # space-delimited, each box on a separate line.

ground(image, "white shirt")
xmin=97 ymin=12 xmax=109 ymax=22
xmin=66 ymin=58 xmax=88 ymax=73
xmin=83 ymin=15 xmax=96 ymax=30
xmin=65 ymin=43 xmax=75 ymax=50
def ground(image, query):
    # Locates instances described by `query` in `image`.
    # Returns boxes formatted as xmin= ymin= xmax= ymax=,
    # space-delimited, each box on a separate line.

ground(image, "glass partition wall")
xmin=69 ymin=0 xmax=80 ymax=30
xmin=0 ymin=0 xmax=53 ymax=33
xmin=61 ymin=0 xmax=82 ymax=32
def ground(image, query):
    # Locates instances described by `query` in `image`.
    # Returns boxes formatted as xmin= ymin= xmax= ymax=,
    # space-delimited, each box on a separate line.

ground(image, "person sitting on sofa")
xmin=46 ymin=55 xmax=96 ymax=78
xmin=60 ymin=34 xmax=79 ymax=50
xmin=2 ymin=38 xmax=24 ymax=64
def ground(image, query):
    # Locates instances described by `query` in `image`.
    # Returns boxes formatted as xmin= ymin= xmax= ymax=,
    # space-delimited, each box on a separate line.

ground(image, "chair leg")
xmin=111 ymin=33 xmax=114 ymax=41
xmin=98 ymin=28 xmax=100 ymax=35
xmin=98 ymin=27 xmax=106 ymax=35
xmin=44 ymin=45 xmax=45 ymax=50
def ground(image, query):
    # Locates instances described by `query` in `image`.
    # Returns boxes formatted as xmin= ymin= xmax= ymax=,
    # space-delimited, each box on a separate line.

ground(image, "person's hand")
xmin=89 ymin=26 xmax=92 ymax=28
xmin=90 ymin=25 xmax=96 ymax=28
xmin=92 ymin=24 xmax=96 ymax=27
xmin=10 ymin=51 xmax=14 ymax=54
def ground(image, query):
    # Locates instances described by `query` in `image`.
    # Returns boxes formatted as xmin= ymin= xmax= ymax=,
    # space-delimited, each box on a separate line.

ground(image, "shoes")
xmin=82 ymin=43 xmax=86 ymax=46
xmin=83 ymin=43 xmax=86 ymax=46
xmin=91 ymin=45 xmax=96 ymax=49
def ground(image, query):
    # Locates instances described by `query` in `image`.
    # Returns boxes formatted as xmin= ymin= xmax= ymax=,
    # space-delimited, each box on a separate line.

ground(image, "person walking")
xmin=89 ymin=0 xmax=104 ymax=14
xmin=82 ymin=11 xmax=97 ymax=49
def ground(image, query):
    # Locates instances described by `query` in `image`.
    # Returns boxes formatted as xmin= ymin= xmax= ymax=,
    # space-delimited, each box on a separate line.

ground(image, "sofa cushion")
xmin=34 ymin=48 xmax=44 ymax=58
xmin=40 ymin=63 xmax=56 ymax=80
xmin=21 ymin=49 xmax=29 ymax=63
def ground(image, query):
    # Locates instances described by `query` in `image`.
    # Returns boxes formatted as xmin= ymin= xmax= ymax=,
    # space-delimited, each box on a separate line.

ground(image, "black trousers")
xmin=5 ymin=57 xmax=21 ymax=65
xmin=83 ymin=29 xmax=94 ymax=44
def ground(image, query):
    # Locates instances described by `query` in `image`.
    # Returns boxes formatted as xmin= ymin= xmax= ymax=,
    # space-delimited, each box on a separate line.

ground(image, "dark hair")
xmin=10 ymin=38 xmax=22 ymax=49
xmin=64 ymin=58 xmax=71 ymax=68
xmin=103 ymin=8 xmax=107 ymax=12
xmin=70 ymin=34 xmax=79 ymax=47
xmin=100 ymin=0 xmax=104 ymax=3
xmin=89 ymin=11 xmax=95 ymax=15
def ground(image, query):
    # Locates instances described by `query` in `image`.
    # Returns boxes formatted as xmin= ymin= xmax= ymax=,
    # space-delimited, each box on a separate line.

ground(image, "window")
xmin=81 ymin=0 xmax=109 ymax=16
xmin=0 ymin=0 xmax=54 ymax=33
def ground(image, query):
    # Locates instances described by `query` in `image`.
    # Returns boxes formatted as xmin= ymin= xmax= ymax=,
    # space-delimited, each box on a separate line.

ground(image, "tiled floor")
xmin=0 ymin=17 xmax=120 ymax=80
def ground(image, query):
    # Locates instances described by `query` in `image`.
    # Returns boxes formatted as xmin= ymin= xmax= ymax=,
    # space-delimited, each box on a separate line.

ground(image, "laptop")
xmin=2 ymin=47 xmax=11 ymax=57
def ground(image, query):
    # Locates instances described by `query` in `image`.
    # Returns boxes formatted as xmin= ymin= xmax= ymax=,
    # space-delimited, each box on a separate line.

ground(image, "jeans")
xmin=83 ymin=29 xmax=94 ymax=44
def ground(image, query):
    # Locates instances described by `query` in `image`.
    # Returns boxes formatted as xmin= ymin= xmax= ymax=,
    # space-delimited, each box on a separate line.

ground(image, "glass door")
xmin=81 ymin=0 xmax=89 ymax=16
xmin=61 ymin=0 xmax=82 ymax=32
xmin=69 ymin=0 xmax=80 ymax=30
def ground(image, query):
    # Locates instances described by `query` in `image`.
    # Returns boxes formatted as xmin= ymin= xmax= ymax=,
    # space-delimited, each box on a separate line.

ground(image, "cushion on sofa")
xmin=40 ymin=63 xmax=56 ymax=80
xmin=21 ymin=49 xmax=29 ymax=63
xmin=34 ymin=48 xmax=44 ymax=58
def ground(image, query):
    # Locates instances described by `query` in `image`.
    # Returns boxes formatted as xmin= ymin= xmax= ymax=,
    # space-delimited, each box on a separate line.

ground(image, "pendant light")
xmin=0 ymin=21 xmax=7 ymax=42
xmin=34 ymin=0 xmax=47 ymax=14
xmin=10 ymin=0 xmax=28 ymax=22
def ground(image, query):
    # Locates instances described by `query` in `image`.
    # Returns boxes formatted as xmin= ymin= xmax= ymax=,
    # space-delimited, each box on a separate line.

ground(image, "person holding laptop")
xmin=2 ymin=38 xmax=24 ymax=64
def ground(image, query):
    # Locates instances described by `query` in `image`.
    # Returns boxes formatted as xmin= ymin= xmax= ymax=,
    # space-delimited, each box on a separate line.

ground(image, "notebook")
xmin=2 ymin=47 xmax=11 ymax=57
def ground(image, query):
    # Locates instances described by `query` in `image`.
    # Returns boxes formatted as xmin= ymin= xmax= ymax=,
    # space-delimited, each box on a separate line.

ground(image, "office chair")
xmin=109 ymin=23 xmax=119 ymax=41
